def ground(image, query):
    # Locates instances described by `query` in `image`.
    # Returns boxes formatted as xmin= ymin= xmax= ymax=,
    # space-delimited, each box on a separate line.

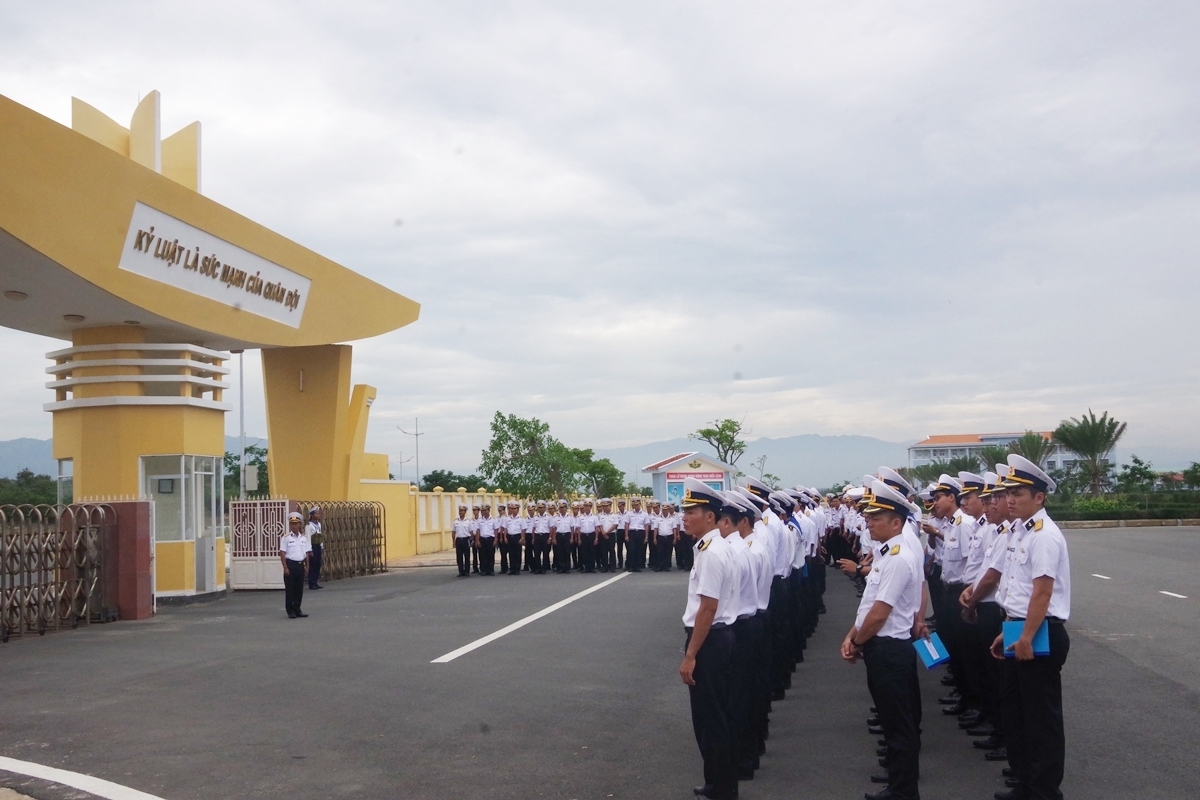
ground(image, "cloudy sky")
xmin=1 ymin=1 xmax=1197 ymax=475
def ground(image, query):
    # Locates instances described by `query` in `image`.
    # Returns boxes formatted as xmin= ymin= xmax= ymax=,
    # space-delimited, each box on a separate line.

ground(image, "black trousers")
xmin=471 ymin=538 xmax=479 ymax=572
xmin=863 ymin=636 xmax=921 ymax=800
xmin=308 ymin=543 xmax=323 ymax=588
xmin=752 ymin=610 xmax=772 ymax=747
xmin=656 ymin=534 xmax=675 ymax=570
xmin=941 ymin=580 xmax=972 ymax=698
xmin=506 ymin=537 xmax=523 ymax=575
xmin=973 ymin=602 xmax=1005 ymax=725
xmin=731 ymin=615 xmax=763 ymax=769
xmin=615 ymin=529 xmax=626 ymax=568
xmin=578 ymin=533 xmax=596 ymax=572
xmin=479 ymin=538 xmax=496 ymax=575
xmin=525 ymin=537 xmax=536 ymax=571
xmin=532 ymin=534 xmax=550 ymax=574
xmin=554 ymin=532 xmax=572 ymax=572
xmin=767 ymin=576 xmax=792 ymax=692
xmin=455 ymin=537 xmax=471 ymax=575
xmin=500 ymin=536 xmax=509 ymax=574
xmin=686 ymin=625 xmax=736 ymax=797
xmin=596 ymin=533 xmax=614 ymax=572
xmin=284 ymin=559 xmax=305 ymax=615
xmin=1000 ymin=622 xmax=1069 ymax=800
xmin=676 ymin=534 xmax=694 ymax=569
xmin=626 ymin=529 xmax=646 ymax=571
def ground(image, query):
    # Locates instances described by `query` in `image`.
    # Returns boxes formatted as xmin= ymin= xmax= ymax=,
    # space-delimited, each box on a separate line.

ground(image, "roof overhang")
xmin=0 ymin=93 xmax=419 ymax=350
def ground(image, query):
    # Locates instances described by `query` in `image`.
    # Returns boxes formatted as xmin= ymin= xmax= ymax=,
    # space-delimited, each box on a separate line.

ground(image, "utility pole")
xmin=232 ymin=349 xmax=245 ymax=501
xmin=397 ymin=419 xmax=424 ymax=490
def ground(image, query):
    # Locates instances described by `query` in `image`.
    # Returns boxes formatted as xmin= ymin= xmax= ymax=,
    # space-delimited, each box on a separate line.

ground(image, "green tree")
xmin=1183 ymin=462 xmax=1200 ymax=490
xmin=223 ymin=445 xmax=269 ymax=500
xmin=0 ymin=469 xmax=57 ymax=505
xmin=624 ymin=482 xmax=653 ymax=496
xmin=420 ymin=469 xmax=488 ymax=492
xmin=574 ymin=449 xmax=626 ymax=497
xmin=761 ymin=472 xmax=783 ymax=490
xmin=1115 ymin=455 xmax=1156 ymax=493
xmin=1008 ymin=431 xmax=1054 ymax=467
xmin=478 ymin=412 xmax=581 ymax=498
xmin=689 ymin=418 xmax=747 ymax=467
xmin=948 ymin=454 xmax=982 ymax=475
xmin=1054 ymin=410 xmax=1126 ymax=495
xmin=977 ymin=445 xmax=1010 ymax=473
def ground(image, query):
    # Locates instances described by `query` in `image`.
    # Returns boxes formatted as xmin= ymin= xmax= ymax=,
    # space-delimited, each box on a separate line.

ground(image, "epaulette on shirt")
xmin=889 ymin=543 xmax=901 ymax=556
xmin=953 ymin=512 xmax=963 ymax=525
xmin=698 ymin=538 xmax=711 ymax=552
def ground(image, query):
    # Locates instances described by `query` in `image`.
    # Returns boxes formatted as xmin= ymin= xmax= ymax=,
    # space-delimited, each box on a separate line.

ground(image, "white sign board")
xmin=119 ymin=202 xmax=310 ymax=327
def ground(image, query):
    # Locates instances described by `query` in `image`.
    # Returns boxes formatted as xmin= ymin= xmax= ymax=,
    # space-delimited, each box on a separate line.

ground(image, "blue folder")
xmin=914 ymin=632 xmax=950 ymax=669
xmin=1002 ymin=619 xmax=1050 ymax=658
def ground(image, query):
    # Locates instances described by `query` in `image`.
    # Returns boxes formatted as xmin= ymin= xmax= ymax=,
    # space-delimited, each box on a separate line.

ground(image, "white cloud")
xmin=1 ymin=0 xmax=1197 ymax=474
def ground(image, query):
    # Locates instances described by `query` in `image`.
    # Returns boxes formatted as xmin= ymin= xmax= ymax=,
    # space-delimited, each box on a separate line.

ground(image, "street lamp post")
xmin=397 ymin=419 xmax=424 ymax=490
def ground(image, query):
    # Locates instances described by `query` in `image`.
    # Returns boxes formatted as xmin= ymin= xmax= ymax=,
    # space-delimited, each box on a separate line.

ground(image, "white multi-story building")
xmin=907 ymin=432 xmax=1110 ymax=472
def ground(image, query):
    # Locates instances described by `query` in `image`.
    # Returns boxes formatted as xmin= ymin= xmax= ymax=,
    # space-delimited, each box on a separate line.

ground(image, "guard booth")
xmin=642 ymin=451 xmax=737 ymax=506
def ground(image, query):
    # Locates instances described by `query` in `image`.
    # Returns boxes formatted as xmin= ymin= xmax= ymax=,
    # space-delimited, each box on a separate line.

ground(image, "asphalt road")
xmin=1 ymin=526 xmax=1198 ymax=800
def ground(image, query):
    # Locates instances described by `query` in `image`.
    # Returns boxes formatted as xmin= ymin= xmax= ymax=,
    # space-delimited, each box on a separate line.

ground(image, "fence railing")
xmin=0 ymin=503 xmax=117 ymax=643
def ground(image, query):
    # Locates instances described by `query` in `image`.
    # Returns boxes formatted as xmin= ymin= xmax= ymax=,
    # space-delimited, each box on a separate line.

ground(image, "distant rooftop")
xmin=911 ymin=432 xmax=1053 ymax=448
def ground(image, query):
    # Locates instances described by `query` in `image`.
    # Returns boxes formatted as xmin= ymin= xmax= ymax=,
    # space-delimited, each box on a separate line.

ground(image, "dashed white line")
xmin=432 ymin=571 xmax=631 ymax=663
xmin=0 ymin=756 xmax=167 ymax=800
xmin=1160 ymin=591 xmax=1187 ymax=599
xmin=1092 ymin=574 xmax=1111 ymax=580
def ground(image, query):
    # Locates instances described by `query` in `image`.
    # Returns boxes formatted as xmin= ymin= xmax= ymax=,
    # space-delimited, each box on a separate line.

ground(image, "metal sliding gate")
xmin=0 ymin=503 xmax=117 ymax=643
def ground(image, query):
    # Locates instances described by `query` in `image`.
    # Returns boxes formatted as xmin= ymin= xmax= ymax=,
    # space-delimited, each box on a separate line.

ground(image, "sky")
xmin=1 ymin=1 xmax=1198 ymax=477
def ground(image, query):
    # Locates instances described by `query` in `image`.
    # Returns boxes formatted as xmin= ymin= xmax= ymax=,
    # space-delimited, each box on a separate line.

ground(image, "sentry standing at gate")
xmin=280 ymin=512 xmax=312 ymax=619
xmin=306 ymin=506 xmax=324 ymax=590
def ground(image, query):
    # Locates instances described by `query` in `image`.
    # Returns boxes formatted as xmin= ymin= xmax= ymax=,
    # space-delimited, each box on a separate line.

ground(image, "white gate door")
xmin=230 ymin=500 xmax=289 ymax=589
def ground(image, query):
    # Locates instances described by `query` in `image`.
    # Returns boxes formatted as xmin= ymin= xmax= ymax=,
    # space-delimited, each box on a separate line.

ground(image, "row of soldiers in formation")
xmin=677 ymin=453 xmax=1069 ymax=800
xmin=450 ymin=496 xmax=696 ymax=576
xmin=822 ymin=457 xmax=1071 ymax=800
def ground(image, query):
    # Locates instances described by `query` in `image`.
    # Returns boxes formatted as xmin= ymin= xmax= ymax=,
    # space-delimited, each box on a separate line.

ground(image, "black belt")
xmin=1007 ymin=616 xmax=1066 ymax=624
xmin=736 ymin=613 xmax=754 ymax=621
xmin=286 ymin=558 xmax=305 ymax=564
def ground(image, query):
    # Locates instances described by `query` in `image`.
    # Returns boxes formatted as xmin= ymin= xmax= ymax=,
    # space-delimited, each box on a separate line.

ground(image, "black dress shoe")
xmin=869 ymin=707 xmax=878 ymax=713
xmin=295 ymin=612 xmax=309 ymax=618
xmin=940 ymin=675 xmax=956 ymax=686
xmin=942 ymin=704 xmax=966 ymax=716
xmin=693 ymin=786 xmax=737 ymax=800
xmin=867 ymin=716 xmax=881 ymax=726
xmin=938 ymin=694 xmax=961 ymax=705
xmin=967 ymin=724 xmax=996 ymax=737
xmin=865 ymin=788 xmax=897 ymax=800
xmin=994 ymin=790 xmax=1029 ymax=800
xmin=870 ymin=773 xmax=889 ymax=784
xmin=878 ymin=757 xmax=888 ymax=768
xmin=877 ymin=738 xmax=886 ymax=746
xmin=1006 ymin=778 xmax=1020 ymax=788
xmin=958 ymin=711 xmax=982 ymax=726
xmin=287 ymin=613 xmax=297 ymax=619
xmin=771 ymin=690 xmax=786 ymax=701
xmin=985 ymin=747 xmax=1009 ymax=761
xmin=876 ymin=747 xmax=887 ymax=756
xmin=1002 ymin=767 xmax=1014 ymax=777
xmin=868 ymin=725 xmax=885 ymax=735
xmin=973 ymin=735 xmax=1004 ymax=749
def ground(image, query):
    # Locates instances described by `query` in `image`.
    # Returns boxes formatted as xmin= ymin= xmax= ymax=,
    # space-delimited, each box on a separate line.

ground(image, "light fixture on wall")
xmin=63 ymin=314 xmax=86 ymax=323
xmin=4 ymin=290 xmax=28 ymax=301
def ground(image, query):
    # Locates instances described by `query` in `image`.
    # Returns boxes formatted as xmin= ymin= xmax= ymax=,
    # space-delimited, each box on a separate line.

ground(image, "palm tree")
xmin=948 ymin=455 xmax=982 ymax=475
xmin=1053 ymin=410 xmax=1127 ymax=495
xmin=1008 ymin=430 xmax=1054 ymax=467
xmin=977 ymin=445 xmax=1010 ymax=473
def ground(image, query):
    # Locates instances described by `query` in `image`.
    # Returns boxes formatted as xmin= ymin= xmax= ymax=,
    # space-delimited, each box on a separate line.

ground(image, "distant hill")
xmin=0 ymin=436 xmax=267 ymax=479
xmin=594 ymin=433 xmax=913 ymax=490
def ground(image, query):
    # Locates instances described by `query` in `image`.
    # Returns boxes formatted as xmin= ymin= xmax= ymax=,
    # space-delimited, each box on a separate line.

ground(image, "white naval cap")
xmin=682 ymin=477 xmax=725 ymax=510
xmin=742 ymin=476 xmax=772 ymax=500
xmin=877 ymin=466 xmax=915 ymax=498
xmin=981 ymin=472 xmax=1000 ymax=495
xmin=288 ymin=511 xmax=303 ymax=521
xmin=958 ymin=471 xmax=985 ymax=494
xmin=865 ymin=480 xmax=920 ymax=518
xmin=1003 ymin=454 xmax=1056 ymax=494
xmin=934 ymin=474 xmax=963 ymax=494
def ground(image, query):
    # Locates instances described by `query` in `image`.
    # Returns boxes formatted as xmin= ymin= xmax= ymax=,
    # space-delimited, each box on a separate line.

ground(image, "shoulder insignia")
xmin=954 ymin=512 xmax=962 ymax=524
xmin=1033 ymin=518 xmax=1044 ymax=532
xmin=1024 ymin=518 xmax=1037 ymax=532
xmin=698 ymin=538 xmax=711 ymax=552
xmin=889 ymin=544 xmax=901 ymax=556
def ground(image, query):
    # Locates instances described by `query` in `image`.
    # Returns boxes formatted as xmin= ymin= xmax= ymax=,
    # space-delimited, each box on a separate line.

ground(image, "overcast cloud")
xmin=1 ymin=1 xmax=1198 ymax=474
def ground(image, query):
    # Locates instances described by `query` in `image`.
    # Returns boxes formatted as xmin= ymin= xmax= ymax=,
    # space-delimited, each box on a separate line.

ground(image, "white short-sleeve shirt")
xmin=683 ymin=530 xmax=730 ymax=627
xmin=1000 ymin=510 xmax=1071 ymax=621
xmin=280 ymin=532 xmax=312 ymax=561
xmin=453 ymin=518 xmax=473 ymax=539
xmin=855 ymin=536 xmax=923 ymax=640
xmin=726 ymin=533 xmax=760 ymax=618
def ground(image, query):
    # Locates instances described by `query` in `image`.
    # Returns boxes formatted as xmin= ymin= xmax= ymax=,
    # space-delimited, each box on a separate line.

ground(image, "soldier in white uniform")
xmin=469 ymin=504 xmax=482 ymax=574
xmin=991 ymin=455 xmax=1071 ymax=800
xmin=474 ymin=503 xmax=498 ymax=576
xmin=280 ymin=511 xmax=312 ymax=618
xmin=678 ymin=479 xmax=738 ymax=800
xmin=531 ymin=500 xmax=551 ymax=575
xmin=625 ymin=497 xmax=649 ymax=572
xmin=596 ymin=498 xmax=618 ymax=573
xmin=452 ymin=504 xmax=473 ymax=577
xmin=552 ymin=500 xmax=573 ymax=574
xmin=736 ymin=490 xmax=773 ymax=766
xmin=653 ymin=503 xmax=678 ymax=572
xmin=720 ymin=491 xmax=765 ymax=782
xmin=615 ymin=498 xmax=628 ymax=571
xmin=841 ymin=481 xmax=925 ymax=800
xmin=578 ymin=500 xmax=598 ymax=573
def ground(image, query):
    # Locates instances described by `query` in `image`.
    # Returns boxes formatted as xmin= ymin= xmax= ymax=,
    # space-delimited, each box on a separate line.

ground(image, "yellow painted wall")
xmin=262 ymin=344 xmax=352 ymax=500
xmin=362 ymin=453 xmax=390 ymax=480
xmin=155 ymin=540 xmax=196 ymax=593
xmin=359 ymin=480 xmax=417 ymax=561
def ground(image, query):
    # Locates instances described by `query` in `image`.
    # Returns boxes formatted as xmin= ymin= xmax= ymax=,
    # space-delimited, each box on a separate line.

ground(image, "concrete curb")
xmin=1060 ymin=519 xmax=1200 ymax=529
xmin=386 ymin=554 xmax=456 ymax=569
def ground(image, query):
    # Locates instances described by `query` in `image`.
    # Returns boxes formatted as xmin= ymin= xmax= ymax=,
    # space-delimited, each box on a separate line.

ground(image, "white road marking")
xmin=432 ymin=572 xmax=631 ymax=663
xmin=1160 ymin=591 xmax=1187 ymax=599
xmin=0 ymin=756 xmax=167 ymax=800
xmin=1092 ymin=574 xmax=1111 ymax=579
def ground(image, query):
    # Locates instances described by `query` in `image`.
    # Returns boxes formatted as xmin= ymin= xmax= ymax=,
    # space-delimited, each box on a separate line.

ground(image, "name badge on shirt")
xmin=1018 ymin=547 xmax=1029 ymax=565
